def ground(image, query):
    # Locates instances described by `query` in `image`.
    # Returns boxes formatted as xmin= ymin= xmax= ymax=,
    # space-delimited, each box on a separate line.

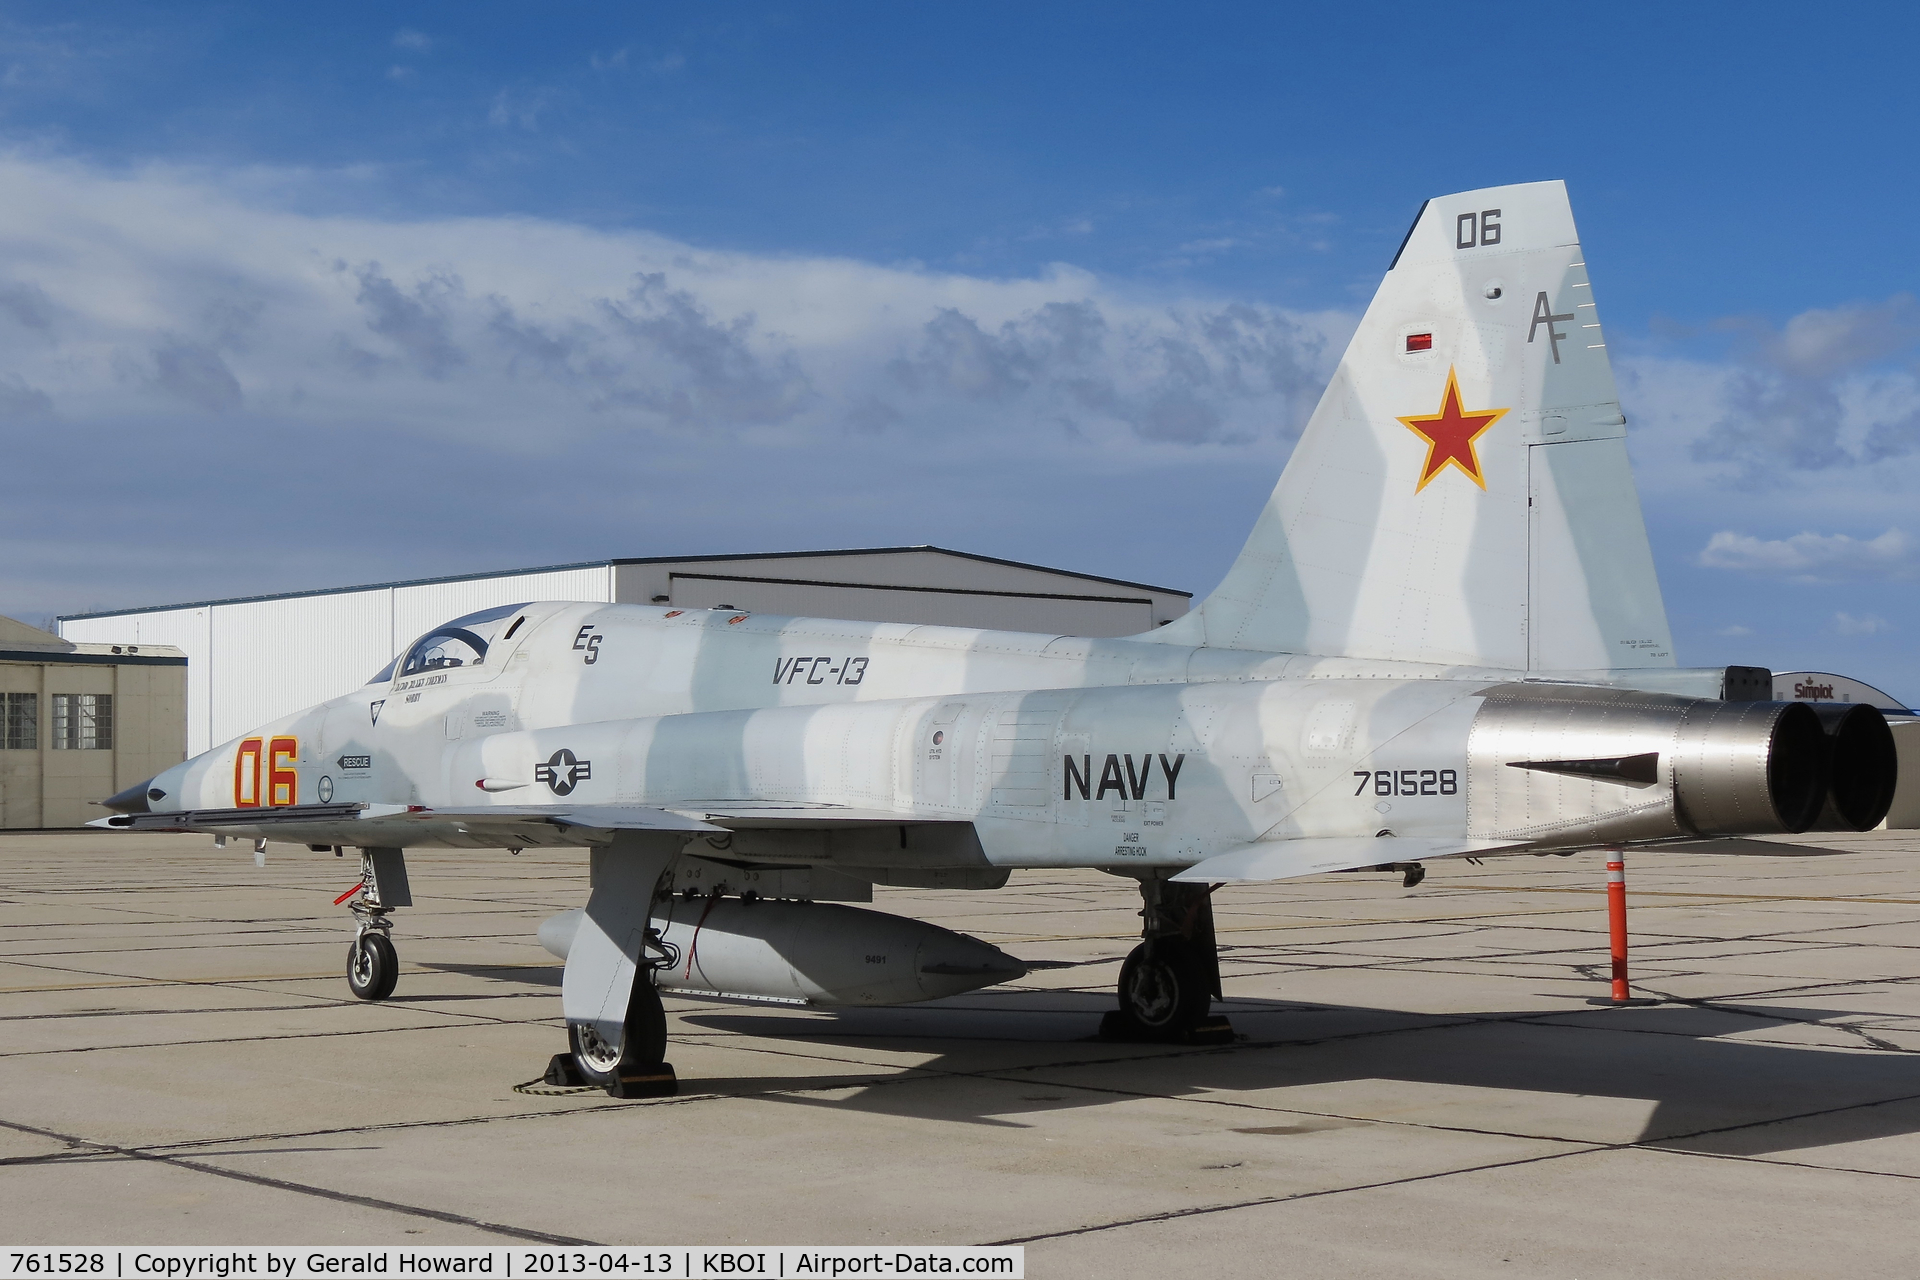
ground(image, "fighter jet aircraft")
xmin=98 ymin=181 xmax=1899 ymax=1096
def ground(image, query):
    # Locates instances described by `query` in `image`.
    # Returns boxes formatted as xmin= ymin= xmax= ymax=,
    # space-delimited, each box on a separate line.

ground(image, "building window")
xmin=3 ymin=693 xmax=34 ymax=750
xmin=51 ymin=693 xmax=112 ymax=750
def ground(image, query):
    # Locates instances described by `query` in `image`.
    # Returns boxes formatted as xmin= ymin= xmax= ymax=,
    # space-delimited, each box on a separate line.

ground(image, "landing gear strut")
xmin=344 ymin=847 xmax=410 ymax=1002
xmin=1102 ymin=876 xmax=1233 ymax=1044
xmin=555 ymin=835 xmax=682 ymax=1098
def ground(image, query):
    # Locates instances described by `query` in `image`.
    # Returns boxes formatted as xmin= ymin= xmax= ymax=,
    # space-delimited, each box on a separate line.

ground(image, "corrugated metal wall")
xmin=63 ymin=565 xmax=614 ymax=755
xmin=210 ymin=591 xmax=394 ymax=745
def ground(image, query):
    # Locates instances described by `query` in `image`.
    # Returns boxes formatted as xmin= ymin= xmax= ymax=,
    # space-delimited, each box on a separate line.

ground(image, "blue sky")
xmin=3 ymin=3 xmax=1917 ymax=697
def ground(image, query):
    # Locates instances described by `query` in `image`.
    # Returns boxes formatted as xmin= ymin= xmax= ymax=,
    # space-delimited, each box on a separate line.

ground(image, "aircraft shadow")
xmin=675 ymin=990 xmax=1920 ymax=1156
xmin=420 ymin=961 xmax=563 ymax=988
xmin=416 ymin=961 xmax=1920 ymax=1156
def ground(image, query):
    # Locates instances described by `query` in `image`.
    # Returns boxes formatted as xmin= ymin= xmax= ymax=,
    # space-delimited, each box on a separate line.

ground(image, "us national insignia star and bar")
xmin=1398 ymin=366 xmax=1510 ymax=492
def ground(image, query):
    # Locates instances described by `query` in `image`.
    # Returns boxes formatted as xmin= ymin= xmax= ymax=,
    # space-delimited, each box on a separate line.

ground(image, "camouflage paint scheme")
xmin=108 ymin=183 xmax=1857 ymax=1059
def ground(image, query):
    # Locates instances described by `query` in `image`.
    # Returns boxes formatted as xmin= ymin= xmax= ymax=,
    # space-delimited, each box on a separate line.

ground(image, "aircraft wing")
xmin=1171 ymin=837 xmax=1528 ymax=884
xmin=1171 ymin=832 xmax=1857 ymax=884
xmin=668 ymin=801 xmax=949 ymax=827
xmin=89 ymin=801 xmax=727 ymax=846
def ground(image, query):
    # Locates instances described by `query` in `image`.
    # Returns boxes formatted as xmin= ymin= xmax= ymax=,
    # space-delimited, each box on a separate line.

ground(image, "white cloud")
xmin=488 ymin=87 xmax=556 ymax=130
xmin=1177 ymin=237 xmax=1243 ymax=255
xmin=1698 ymin=528 xmax=1916 ymax=579
xmin=0 ymin=153 xmax=1345 ymax=453
xmin=1630 ymin=295 xmax=1920 ymax=489
xmin=0 ymin=152 xmax=1352 ymax=614
xmin=1717 ymin=624 xmax=1753 ymax=637
xmin=1834 ymin=612 xmax=1893 ymax=636
xmin=1768 ymin=297 xmax=1919 ymax=379
xmin=392 ymin=29 xmax=432 ymax=52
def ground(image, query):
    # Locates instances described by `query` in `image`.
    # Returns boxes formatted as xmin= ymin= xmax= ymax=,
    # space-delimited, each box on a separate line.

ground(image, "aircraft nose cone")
xmin=915 ymin=932 xmax=1028 ymax=999
xmin=101 ymin=778 xmax=156 ymax=814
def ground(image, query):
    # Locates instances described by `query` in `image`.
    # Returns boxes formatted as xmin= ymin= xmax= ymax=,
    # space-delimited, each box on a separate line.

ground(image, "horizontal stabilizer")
xmin=1172 ymin=836 xmax=1524 ymax=884
xmin=1648 ymin=838 xmax=1852 ymax=857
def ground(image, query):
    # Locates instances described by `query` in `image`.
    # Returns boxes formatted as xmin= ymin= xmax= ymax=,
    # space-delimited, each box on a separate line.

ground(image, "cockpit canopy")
xmin=369 ymin=603 xmax=534 ymax=684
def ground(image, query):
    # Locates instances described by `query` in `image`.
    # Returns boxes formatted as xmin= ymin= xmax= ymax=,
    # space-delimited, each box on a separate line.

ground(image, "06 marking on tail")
xmin=1398 ymin=366 xmax=1510 ymax=492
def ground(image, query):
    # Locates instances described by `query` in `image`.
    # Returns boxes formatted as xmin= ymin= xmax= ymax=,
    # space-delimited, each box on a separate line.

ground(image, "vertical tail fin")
xmin=1149 ymin=180 xmax=1673 ymax=671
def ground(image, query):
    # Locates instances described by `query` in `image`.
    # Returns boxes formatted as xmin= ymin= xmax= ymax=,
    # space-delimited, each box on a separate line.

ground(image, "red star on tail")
xmin=1397 ymin=367 xmax=1509 ymax=492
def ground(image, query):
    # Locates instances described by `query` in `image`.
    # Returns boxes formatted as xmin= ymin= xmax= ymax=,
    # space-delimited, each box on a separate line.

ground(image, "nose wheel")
xmin=347 ymin=927 xmax=398 ymax=1001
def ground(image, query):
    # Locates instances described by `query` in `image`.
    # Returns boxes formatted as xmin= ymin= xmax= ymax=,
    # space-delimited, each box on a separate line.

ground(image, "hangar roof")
xmin=0 ymin=613 xmax=186 ymax=665
xmin=58 ymin=545 xmax=1189 ymax=621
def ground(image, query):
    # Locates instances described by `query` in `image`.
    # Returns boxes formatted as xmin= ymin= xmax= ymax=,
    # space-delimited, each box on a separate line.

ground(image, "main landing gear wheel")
xmin=1116 ymin=937 xmax=1213 ymax=1037
xmin=347 ymin=932 xmax=399 ymax=1001
xmin=568 ymin=981 xmax=675 ymax=1097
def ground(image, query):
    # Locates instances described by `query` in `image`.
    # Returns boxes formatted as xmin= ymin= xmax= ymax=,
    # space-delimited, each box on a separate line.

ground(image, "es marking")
xmin=572 ymin=626 xmax=603 ymax=664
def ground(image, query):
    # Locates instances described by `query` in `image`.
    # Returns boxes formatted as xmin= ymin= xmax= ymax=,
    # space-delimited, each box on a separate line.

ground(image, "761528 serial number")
xmin=1353 ymin=768 xmax=1458 ymax=797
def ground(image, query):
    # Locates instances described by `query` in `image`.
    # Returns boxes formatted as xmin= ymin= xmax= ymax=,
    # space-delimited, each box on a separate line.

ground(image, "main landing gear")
xmin=1102 ymin=876 xmax=1234 ymax=1045
xmin=343 ymin=847 xmax=411 ymax=1002
xmin=546 ymin=835 xmax=682 ymax=1098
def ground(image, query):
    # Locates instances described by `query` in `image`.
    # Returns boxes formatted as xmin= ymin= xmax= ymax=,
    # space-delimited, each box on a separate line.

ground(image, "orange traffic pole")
xmin=1606 ymin=851 xmax=1630 ymax=1001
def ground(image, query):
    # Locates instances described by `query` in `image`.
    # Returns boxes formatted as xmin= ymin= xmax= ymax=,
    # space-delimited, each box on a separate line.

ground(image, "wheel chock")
xmin=606 ymin=1062 xmax=678 ymax=1099
xmin=1098 ymin=1011 xmax=1236 ymax=1046
xmin=1184 ymin=1015 xmax=1236 ymax=1045
xmin=543 ymin=1053 xmax=589 ymax=1087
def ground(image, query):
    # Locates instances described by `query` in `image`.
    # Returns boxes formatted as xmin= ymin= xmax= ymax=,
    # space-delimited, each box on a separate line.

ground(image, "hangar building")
xmin=0 ymin=615 xmax=187 ymax=828
xmin=59 ymin=547 xmax=1190 ymax=757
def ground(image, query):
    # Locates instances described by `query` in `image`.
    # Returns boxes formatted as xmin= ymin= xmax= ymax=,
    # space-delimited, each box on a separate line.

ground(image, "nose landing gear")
xmin=1102 ymin=876 xmax=1235 ymax=1045
xmin=341 ymin=847 xmax=410 ymax=1002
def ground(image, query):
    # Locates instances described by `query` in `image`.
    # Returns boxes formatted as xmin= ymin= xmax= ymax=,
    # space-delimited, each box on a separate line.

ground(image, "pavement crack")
xmin=987 ymin=1146 xmax=1598 ymax=1244
xmin=0 ymin=1115 xmax=594 ymax=1244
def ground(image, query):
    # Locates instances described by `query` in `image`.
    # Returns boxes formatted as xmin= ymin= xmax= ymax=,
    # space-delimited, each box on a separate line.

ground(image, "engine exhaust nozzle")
xmin=1805 ymin=703 xmax=1899 ymax=832
xmin=1671 ymin=699 xmax=1827 ymax=835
